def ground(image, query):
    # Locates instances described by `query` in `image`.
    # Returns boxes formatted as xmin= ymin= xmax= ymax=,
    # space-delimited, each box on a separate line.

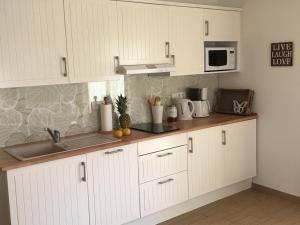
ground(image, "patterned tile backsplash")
xmin=0 ymin=74 xmax=218 ymax=147
xmin=0 ymin=84 xmax=101 ymax=147
xmin=125 ymin=74 xmax=218 ymax=124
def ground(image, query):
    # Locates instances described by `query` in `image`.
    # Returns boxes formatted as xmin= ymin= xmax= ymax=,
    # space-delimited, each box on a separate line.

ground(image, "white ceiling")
xmin=162 ymin=0 xmax=246 ymax=7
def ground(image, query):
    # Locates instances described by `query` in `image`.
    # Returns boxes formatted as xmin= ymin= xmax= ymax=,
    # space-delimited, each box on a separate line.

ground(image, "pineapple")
xmin=115 ymin=95 xmax=131 ymax=129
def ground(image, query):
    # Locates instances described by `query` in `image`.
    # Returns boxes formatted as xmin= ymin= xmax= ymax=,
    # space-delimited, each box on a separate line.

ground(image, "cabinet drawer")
xmin=140 ymin=171 xmax=188 ymax=217
xmin=139 ymin=146 xmax=187 ymax=183
xmin=138 ymin=133 xmax=187 ymax=156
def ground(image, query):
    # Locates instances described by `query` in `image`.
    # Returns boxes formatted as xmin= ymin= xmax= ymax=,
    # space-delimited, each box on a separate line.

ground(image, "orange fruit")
xmin=123 ymin=128 xmax=132 ymax=136
xmin=114 ymin=129 xmax=123 ymax=138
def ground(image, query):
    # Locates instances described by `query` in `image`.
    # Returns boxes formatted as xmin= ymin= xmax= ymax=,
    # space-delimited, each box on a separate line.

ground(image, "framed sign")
xmin=271 ymin=42 xmax=293 ymax=66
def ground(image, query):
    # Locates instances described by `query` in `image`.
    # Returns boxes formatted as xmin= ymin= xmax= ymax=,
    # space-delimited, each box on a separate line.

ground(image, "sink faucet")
xmin=44 ymin=128 xmax=61 ymax=144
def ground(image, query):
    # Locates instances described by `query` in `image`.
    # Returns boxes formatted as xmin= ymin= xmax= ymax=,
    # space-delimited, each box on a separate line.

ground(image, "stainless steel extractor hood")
xmin=117 ymin=63 xmax=176 ymax=75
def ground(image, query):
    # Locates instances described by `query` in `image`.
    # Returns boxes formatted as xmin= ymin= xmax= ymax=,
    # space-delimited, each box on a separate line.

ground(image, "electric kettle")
xmin=175 ymin=99 xmax=195 ymax=121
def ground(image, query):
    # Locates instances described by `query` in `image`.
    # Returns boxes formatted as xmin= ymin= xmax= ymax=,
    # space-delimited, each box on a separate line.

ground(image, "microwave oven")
xmin=205 ymin=47 xmax=236 ymax=72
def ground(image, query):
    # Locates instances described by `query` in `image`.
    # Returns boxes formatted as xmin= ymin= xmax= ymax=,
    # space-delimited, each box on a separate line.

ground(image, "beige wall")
xmin=219 ymin=0 xmax=300 ymax=196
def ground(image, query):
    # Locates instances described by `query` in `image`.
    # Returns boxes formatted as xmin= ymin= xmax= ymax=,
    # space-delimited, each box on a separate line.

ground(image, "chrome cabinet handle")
xmin=222 ymin=130 xmax=226 ymax=145
xmin=188 ymin=137 xmax=193 ymax=153
xmin=205 ymin=20 xmax=209 ymax=36
xmin=61 ymin=57 xmax=68 ymax=77
xmin=165 ymin=42 xmax=170 ymax=58
xmin=157 ymin=152 xmax=173 ymax=158
xmin=105 ymin=149 xmax=124 ymax=155
xmin=158 ymin=178 xmax=174 ymax=185
xmin=171 ymin=55 xmax=175 ymax=65
xmin=81 ymin=162 xmax=87 ymax=182
xmin=114 ymin=56 xmax=120 ymax=73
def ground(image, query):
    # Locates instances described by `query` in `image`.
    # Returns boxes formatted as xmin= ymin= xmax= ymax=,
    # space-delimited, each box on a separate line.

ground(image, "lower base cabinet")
xmin=87 ymin=144 xmax=140 ymax=225
xmin=5 ymin=144 xmax=140 ymax=225
xmin=188 ymin=126 xmax=225 ymax=199
xmin=3 ymin=119 xmax=256 ymax=225
xmin=140 ymin=171 xmax=188 ymax=217
xmin=7 ymin=155 xmax=90 ymax=225
xmin=188 ymin=119 xmax=256 ymax=199
xmin=223 ymin=120 xmax=257 ymax=186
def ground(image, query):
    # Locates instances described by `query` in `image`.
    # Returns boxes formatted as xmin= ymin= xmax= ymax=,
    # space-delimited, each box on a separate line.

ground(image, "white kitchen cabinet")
xmin=223 ymin=120 xmax=257 ymax=186
xmin=86 ymin=144 xmax=140 ymax=225
xmin=138 ymin=133 xmax=187 ymax=156
xmin=6 ymin=155 xmax=89 ymax=225
xmin=64 ymin=0 xmax=119 ymax=82
xmin=139 ymin=145 xmax=188 ymax=184
xmin=0 ymin=0 xmax=69 ymax=88
xmin=188 ymin=126 xmax=225 ymax=199
xmin=140 ymin=171 xmax=188 ymax=217
xmin=169 ymin=7 xmax=204 ymax=76
xmin=203 ymin=9 xmax=241 ymax=42
xmin=188 ymin=119 xmax=256 ymax=199
xmin=117 ymin=1 xmax=170 ymax=66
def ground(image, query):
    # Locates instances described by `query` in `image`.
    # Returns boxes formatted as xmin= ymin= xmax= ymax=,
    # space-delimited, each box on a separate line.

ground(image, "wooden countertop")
xmin=0 ymin=113 xmax=257 ymax=171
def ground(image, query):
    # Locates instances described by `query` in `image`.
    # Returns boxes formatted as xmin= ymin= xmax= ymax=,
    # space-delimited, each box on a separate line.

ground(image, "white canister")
xmin=151 ymin=105 xmax=163 ymax=124
xmin=100 ymin=104 xmax=113 ymax=131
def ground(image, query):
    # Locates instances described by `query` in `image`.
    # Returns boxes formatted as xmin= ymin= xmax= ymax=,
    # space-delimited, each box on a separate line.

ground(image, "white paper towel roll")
xmin=100 ymin=104 xmax=113 ymax=132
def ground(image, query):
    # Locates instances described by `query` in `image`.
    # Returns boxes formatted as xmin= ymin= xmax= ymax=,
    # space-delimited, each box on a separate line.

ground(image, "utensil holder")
xmin=151 ymin=105 xmax=163 ymax=124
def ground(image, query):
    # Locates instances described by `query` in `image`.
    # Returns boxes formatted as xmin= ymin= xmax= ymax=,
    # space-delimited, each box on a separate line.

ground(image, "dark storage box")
xmin=214 ymin=89 xmax=254 ymax=115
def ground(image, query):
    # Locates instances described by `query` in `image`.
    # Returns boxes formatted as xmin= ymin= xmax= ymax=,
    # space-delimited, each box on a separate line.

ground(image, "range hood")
xmin=117 ymin=63 xmax=176 ymax=75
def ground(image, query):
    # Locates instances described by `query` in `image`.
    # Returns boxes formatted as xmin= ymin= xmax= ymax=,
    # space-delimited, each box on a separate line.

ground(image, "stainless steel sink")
xmin=5 ymin=133 xmax=121 ymax=161
xmin=5 ymin=141 xmax=66 ymax=161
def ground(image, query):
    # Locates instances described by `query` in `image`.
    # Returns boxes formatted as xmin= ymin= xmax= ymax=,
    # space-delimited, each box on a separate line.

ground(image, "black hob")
xmin=131 ymin=123 xmax=179 ymax=134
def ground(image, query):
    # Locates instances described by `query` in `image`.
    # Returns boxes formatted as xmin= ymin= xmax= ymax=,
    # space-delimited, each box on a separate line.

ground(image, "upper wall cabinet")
xmin=117 ymin=1 xmax=170 ymax=65
xmin=203 ymin=9 xmax=241 ymax=42
xmin=169 ymin=6 xmax=204 ymax=76
xmin=64 ymin=0 xmax=119 ymax=82
xmin=0 ymin=0 xmax=69 ymax=88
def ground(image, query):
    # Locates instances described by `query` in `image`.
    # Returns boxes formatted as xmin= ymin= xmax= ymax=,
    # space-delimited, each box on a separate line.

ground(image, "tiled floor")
xmin=159 ymin=189 xmax=300 ymax=225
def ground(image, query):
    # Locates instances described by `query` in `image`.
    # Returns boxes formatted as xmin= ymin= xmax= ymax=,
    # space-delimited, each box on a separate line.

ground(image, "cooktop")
xmin=131 ymin=123 xmax=179 ymax=134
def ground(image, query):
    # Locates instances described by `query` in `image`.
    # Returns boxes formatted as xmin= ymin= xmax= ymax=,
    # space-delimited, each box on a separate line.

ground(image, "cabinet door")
xmin=188 ymin=126 xmax=225 ymax=199
xmin=117 ymin=1 xmax=170 ymax=65
xmin=139 ymin=145 xmax=188 ymax=184
xmin=7 ymin=156 xmax=89 ymax=225
xmin=0 ymin=0 xmax=68 ymax=88
xmin=87 ymin=144 xmax=140 ymax=225
xmin=170 ymin=7 xmax=204 ymax=76
xmin=203 ymin=9 xmax=240 ymax=41
xmin=64 ymin=0 xmax=119 ymax=82
xmin=140 ymin=171 xmax=188 ymax=217
xmin=223 ymin=120 xmax=257 ymax=186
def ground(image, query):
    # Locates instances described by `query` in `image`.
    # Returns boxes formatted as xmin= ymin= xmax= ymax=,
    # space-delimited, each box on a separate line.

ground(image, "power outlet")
xmin=172 ymin=92 xmax=186 ymax=99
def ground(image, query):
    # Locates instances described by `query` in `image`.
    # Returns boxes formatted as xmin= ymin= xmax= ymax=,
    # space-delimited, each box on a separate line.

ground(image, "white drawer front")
xmin=138 ymin=133 xmax=187 ymax=156
xmin=139 ymin=145 xmax=188 ymax=183
xmin=140 ymin=171 xmax=188 ymax=217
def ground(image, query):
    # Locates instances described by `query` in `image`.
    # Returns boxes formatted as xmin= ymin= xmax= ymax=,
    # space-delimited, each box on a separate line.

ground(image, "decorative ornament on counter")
xmin=271 ymin=42 xmax=293 ymax=66
xmin=233 ymin=100 xmax=248 ymax=114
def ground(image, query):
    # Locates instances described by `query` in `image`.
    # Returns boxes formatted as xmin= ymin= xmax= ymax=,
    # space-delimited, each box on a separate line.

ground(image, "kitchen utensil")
xmin=151 ymin=105 xmax=164 ymax=124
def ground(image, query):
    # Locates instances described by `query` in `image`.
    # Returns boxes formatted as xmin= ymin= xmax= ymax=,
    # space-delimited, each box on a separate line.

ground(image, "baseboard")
xmin=252 ymin=183 xmax=300 ymax=203
xmin=126 ymin=179 xmax=252 ymax=225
